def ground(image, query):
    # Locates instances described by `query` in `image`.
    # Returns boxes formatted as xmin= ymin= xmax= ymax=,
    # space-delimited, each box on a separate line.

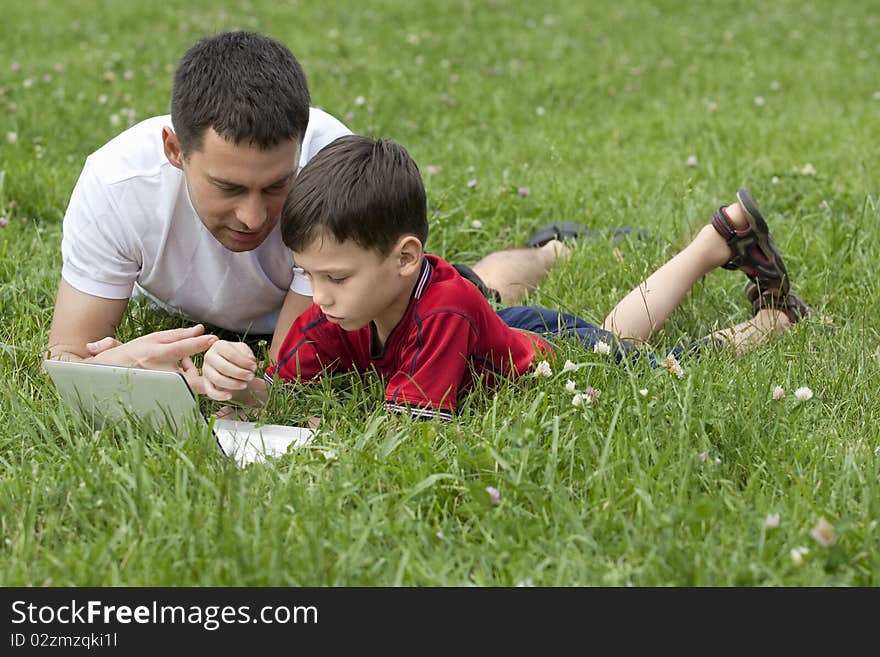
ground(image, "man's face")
xmin=166 ymin=127 xmax=301 ymax=252
xmin=293 ymin=234 xmax=415 ymax=335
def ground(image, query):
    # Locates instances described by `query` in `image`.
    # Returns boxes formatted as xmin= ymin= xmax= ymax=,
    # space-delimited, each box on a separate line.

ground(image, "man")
xmin=47 ymin=31 xmax=567 ymax=391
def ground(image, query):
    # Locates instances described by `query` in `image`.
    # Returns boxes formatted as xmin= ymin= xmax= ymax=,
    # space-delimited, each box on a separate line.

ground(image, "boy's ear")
xmin=162 ymin=126 xmax=185 ymax=169
xmin=394 ymin=235 xmax=424 ymax=275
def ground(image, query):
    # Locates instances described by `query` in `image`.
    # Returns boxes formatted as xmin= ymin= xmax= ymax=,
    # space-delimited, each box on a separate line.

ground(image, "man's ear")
xmin=162 ymin=126 xmax=185 ymax=169
xmin=394 ymin=235 xmax=424 ymax=275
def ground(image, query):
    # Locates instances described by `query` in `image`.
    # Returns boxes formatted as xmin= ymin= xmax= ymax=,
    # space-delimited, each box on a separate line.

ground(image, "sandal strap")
xmin=711 ymin=206 xmax=758 ymax=271
xmin=747 ymin=282 xmax=810 ymax=324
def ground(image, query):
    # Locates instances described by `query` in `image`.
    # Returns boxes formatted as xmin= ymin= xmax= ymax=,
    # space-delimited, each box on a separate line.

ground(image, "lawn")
xmin=1 ymin=0 xmax=878 ymax=585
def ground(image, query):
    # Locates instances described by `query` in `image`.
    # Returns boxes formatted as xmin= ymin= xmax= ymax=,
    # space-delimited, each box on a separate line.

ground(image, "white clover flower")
xmin=638 ymin=388 xmax=648 ymax=397
xmin=771 ymin=176 xmax=780 ymax=184
xmin=794 ymin=386 xmax=813 ymax=401
xmin=698 ymin=451 xmax=708 ymax=462
xmin=486 ymin=486 xmax=501 ymax=506
xmin=754 ymin=95 xmax=766 ymax=107
xmin=6 ymin=131 xmax=16 ymax=144
xmin=790 ymin=547 xmax=808 ymax=566
xmin=534 ymin=360 xmax=552 ymax=377
xmin=435 ymin=530 xmax=444 ymax=539
xmin=664 ymin=355 xmax=684 ymax=378
xmin=470 ymin=219 xmax=482 ymax=228
xmin=466 ymin=178 xmax=478 ymax=189
xmin=354 ymin=95 xmax=366 ymax=106
xmin=765 ymin=513 xmax=780 ymax=529
xmin=810 ymin=517 xmax=835 ymax=547
xmin=800 ymin=163 xmax=817 ymax=176
xmin=772 ymin=385 xmax=785 ymax=401
xmin=564 ymin=379 xmax=577 ymax=394
xmin=686 ymin=155 xmax=698 ymax=167
xmin=571 ymin=393 xmax=586 ymax=407
xmin=535 ymin=106 xmax=546 ymax=116
xmin=562 ymin=359 xmax=578 ymax=373
xmin=593 ymin=340 xmax=611 ymax=356
xmin=516 ymin=578 xmax=534 ymax=587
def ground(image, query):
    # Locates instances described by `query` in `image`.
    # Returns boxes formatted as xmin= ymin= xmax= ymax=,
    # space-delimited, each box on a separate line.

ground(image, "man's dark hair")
xmin=171 ymin=31 xmax=310 ymax=155
xmin=281 ymin=135 xmax=428 ymax=255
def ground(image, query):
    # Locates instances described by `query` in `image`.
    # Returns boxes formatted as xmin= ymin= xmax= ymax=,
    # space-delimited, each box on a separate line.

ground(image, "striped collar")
xmin=413 ymin=256 xmax=432 ymax=300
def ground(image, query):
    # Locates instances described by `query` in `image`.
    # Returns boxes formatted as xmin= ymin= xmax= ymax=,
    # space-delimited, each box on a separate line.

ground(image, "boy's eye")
xmin=327 ymin=275 xmax=348 ymax=284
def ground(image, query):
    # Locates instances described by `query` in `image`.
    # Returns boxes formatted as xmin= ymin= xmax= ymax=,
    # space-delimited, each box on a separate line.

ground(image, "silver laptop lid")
xmin=42 ymin=360 xmax=202 ymax=433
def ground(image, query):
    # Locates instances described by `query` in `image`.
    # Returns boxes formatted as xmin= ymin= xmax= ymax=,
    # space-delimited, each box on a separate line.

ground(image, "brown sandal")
xmin=745 ymin=280 xmax=810 ymax=324
xmin=711 ymin=188 xmax=790 ymax=296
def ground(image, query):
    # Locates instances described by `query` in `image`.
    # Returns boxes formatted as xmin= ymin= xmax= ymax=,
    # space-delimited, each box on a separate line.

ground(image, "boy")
xmin=200 ymin=135 xmax=808 ymax=419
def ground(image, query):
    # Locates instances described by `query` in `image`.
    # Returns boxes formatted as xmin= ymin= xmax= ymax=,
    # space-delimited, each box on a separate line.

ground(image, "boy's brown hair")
xmin=280 ymin=135 xmax=428 ymax=255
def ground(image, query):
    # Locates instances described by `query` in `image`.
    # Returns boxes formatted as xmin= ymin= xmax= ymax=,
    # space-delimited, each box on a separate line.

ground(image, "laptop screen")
xmin=42 ymin=360 xmax=315 ymax=464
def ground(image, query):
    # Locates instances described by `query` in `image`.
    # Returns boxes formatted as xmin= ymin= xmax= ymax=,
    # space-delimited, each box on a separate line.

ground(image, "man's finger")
xmin=155 ymin=324 xmax=206 ymax=344
xmin=157 ymin=334 xmax=218 ymax=361
xmin=180 ymin=359 xmax=207 ymax=395
xmin=86 ymin=336 xmax=122 ymax=354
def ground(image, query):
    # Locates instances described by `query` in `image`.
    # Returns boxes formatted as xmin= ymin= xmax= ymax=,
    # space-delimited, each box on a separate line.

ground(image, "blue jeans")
xmin=496 ymin=306 xmax=714 ymax=368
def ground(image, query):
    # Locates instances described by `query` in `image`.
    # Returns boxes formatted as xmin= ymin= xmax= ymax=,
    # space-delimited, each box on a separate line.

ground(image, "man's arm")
xmin=47 ymin=279 xmax=129 ymax=361
xmin=268 ymin=290 xmax=312 ymax=362
xmin=47 ymin=278 xmax=217 ymax=378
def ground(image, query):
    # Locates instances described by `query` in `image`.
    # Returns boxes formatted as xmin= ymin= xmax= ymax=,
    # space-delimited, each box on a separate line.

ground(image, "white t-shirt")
xmin=60 ymin=109 xmax=351 ymax=334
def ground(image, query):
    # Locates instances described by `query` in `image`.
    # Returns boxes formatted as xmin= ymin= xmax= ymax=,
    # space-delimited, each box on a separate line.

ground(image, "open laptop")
xmin=43 ymin=360 xmax=314 ymax=465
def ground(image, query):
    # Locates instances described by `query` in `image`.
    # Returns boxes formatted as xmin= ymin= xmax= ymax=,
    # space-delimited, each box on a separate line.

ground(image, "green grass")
xmin=1 ymin=0 xmax=879 ymax=585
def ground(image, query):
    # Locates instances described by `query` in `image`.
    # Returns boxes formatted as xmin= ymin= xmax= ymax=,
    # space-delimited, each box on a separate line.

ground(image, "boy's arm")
xmin=48 ymin=280 xmax=217 ymax=386
xmin=268 ymin=290 xmax=312 ymax=362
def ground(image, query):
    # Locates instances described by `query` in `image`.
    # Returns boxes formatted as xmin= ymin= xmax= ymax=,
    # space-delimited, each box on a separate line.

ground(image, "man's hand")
xmin=86 ymin=325 xmax=218 ymax=383
xmin=201 ymin=340 xmax=259 ymax=401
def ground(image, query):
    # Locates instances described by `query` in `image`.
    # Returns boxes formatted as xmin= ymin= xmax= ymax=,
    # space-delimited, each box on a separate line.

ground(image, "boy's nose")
xmin=311 ymin=284 xmax=332 ymax=308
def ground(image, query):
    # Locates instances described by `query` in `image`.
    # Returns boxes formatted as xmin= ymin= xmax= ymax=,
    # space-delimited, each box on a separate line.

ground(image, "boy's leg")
xmin=602 ymin=200 xmax=752 ymax=340
xmin=470 ymin=240 xmax=571 ymax=304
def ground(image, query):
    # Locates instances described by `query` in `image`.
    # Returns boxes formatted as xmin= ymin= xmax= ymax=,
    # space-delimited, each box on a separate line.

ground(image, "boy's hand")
xmin=202 ymin=340 xmax=258 ymax=401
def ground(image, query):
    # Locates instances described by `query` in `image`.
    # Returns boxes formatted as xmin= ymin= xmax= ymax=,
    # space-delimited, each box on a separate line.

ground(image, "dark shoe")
xmin=527 ymin=222 xmax=649 ymax=248
xmin=711 ymin=188 xmax=790 ymax=296
xmin=745 ymin=280 xmax=810 ymax=324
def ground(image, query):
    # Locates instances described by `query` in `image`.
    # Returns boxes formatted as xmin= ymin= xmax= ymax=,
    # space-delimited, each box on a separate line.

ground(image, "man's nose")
xmin=236 ymin=194 xmax=268 ymax=230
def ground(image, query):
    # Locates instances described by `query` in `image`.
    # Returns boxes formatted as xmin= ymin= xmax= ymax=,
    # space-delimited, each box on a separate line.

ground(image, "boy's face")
xmin=164 ymin=127 xmax=301 ymax=252
xmin=293 ymin=233 xmax=419 ymax=335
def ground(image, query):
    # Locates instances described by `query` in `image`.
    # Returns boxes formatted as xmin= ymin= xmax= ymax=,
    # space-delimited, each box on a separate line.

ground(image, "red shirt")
xmin=265 ymin=255 xmax=552 ymax=419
